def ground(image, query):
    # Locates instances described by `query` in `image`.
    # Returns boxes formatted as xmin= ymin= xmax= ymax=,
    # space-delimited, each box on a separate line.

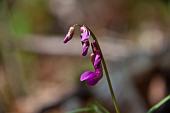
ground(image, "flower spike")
xmin=63 ymin=24 xmax=121 ymax=113
xmin=64 ymin=24 xmax=103 ymax=86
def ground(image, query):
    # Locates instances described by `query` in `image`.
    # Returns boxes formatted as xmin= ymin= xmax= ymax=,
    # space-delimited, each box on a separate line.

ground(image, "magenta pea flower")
xmin=80 ymin=25 xmax=90 ymax=56
xmin=91 ymin=41 xmax=102 ymax=68
xmin=82 ymin=40 xmax=90 ymax=56
xmin=80 ymin=25 xmax=90 ymax=42
xmin=80 ymin=67 xmax=103 ymax=86
xmin=80 ymin=54 xmax=103 ymax=86
xmin=80 ymin=40 xmax=103 ymax=86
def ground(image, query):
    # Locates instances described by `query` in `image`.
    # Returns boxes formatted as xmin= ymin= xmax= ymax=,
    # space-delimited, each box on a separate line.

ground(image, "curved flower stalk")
xmin=63 ymin=24 xmax=121 ymax=113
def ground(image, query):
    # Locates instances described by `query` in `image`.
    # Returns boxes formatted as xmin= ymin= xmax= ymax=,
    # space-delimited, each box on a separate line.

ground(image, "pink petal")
xmin=82 ymin=41 xmax=89 ymax=56
xmin=80 ymin=71 xmax=95 ymax=81
xmin=87 ymin=78 xmax=99 ymax=86
xmin=94 ymin=54 xmax=101 ymax=68
xmin=80 ymin=26 xmax=90 ymax=42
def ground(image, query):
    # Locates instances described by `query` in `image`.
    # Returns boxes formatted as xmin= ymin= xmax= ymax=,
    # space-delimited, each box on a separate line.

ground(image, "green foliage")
xmin=147 ymin=95 xmax=170 ymax=113
xmin=9 ymin=10 xmax=31 ymax=38
xmin=67 ymin=107 xmax=94 ymax=113
xmin=8 ymin=0 xmax=53 ymax=38
xmin=67 ymin=101 xmax=110 ymax=113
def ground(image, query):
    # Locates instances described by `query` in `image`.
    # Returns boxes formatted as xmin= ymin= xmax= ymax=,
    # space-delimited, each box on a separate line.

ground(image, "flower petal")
xmin=86 ymin=69 xmax=103 ymax=86
xmin=86 ymin=78 xmax=99 ymax=86
xmin=80 ymin=26 xmax=90 ymax=42
xmin=82 ymin=41 xmax=89 ymax=56
xmin=94 ymin=53 xmax=101 ymax=68
xmin=95 ymin=67 xmax=103 ymax=78
xmin=80 ymin=71 xmax=95 ymax=81
xmin=80 ymin=68 xmax=103 ymax=86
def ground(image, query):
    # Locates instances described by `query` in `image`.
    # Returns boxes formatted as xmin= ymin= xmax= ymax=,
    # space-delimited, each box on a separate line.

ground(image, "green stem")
xmin=89 ymin=29 xmax=121 ymax=113
xmin=147 ymin=95 xmax=170 ymax=113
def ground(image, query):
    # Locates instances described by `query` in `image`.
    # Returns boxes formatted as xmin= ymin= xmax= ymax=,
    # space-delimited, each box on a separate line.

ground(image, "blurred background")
xmin=0 ymin=0 xmax=170 ymax=113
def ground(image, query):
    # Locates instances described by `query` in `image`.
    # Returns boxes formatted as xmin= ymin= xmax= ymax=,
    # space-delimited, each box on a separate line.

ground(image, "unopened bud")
xmin=64 ymin=26 xmax=75 ymax=43
xmin=82 ymin=40 xmax=90 ymax=56
xmin=80 ymin=25 xmax=90 ymax=42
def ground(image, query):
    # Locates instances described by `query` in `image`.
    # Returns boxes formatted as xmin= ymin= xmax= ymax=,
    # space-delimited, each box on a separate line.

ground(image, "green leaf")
xmin=93 ymin=105 xmax=103 ymax=113
xmin=147 ymin=95 xmax=170 ymax=113
xmin=67 ymin=107 xmax=93 ymax=113
xmin=94 ymin=101 xmax=110 ymax=113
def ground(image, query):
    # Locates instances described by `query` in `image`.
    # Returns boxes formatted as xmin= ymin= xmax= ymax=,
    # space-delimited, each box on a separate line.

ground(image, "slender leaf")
xmin=93 ymin=105 xmax=103 ymax=113
xmin=67 ymin=107 xmax=93 ymax=113
xmin=147 ymin=95 xmax=170 ymax=113
xmin=94 ymin=101 xmax=110 ymax=113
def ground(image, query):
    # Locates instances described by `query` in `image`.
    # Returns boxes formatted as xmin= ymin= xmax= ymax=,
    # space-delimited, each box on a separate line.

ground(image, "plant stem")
xmin=89 ymin=29 xmax=121 ymax=113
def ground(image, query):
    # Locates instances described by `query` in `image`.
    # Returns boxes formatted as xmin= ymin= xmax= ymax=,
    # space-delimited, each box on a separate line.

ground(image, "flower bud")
xmin=94 ymin=53 xmax=101 ymax=68
xmin=80 ymin=25 xmax=90 ymax=42
xmin=82 ymin=40 xmax=90 ymax=56
xmin=64 ymin=26 xmax=75 ymax=43
xmin=91 ymin=40 xmax=99 ymax=53
xmin=90 ymin=53 xmax=95 ymax=63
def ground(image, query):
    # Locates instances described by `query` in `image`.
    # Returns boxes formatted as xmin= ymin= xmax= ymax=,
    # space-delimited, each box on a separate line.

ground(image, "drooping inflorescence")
xmin=64 ymin=25 xmax=103 ymax=86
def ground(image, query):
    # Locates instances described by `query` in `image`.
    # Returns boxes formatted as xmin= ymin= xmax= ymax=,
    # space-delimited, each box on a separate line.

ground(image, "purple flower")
xmin=64 ymin=26 xmax=75 ymax=43
xmin=80 ymin=43 xmax=103 ymax=86
xmin=93 ymin=53 xmax=101 ymax=68
xmin=80 ymin=25 xmax=90 ymax=42
xmin=82 ymin=40 xmax=90 ymax=56
xmin=80 ymin=67 xmax=103 ymax=86
xmin=63 ymin=24 xmax=103 ymax=86
xmin=91 ymin=41 xmax=102 ymax=68
xmin=80 ymin=26 xmax=90 ymax=56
